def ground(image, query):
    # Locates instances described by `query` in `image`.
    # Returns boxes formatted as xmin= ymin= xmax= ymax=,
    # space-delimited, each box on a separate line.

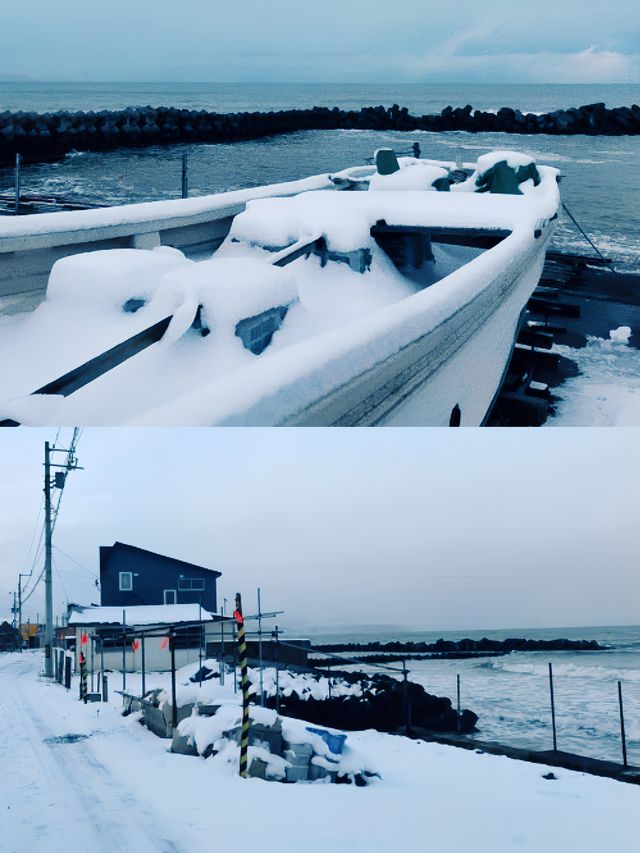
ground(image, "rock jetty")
xmin=267 ymin=671 xmax=478 ymax=734
xmin=1 ymin=102 xmax=638 ymax=165
xmin=313 ymin=637 xmax=606 ymax=655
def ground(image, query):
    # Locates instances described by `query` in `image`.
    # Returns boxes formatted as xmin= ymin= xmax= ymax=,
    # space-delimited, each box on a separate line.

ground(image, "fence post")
xmin=141 ymin=635 xmax=146 ymax=698
xmin=402 ymin=661 xmax=412 ymax=736
xmin=618 ymin=681 xmax=628 ymax=768
xmin=170 ymin=627 xmax=177 ymax=730
xmin=121 ymin=609 xmax=126 ymax=694
xmin=234 ymin=593 xmax=250 ymax=778
xmin=548 ymin=662 xmax=557 ymax=751
xmin=274 ymin=625 xmax=280 ymax=715
xmin=456 ymin=673 xmax=461 ymax=733
xmin=181 ymin=151 xmax=188 ymax=199
xmin=14 ymin=153 xmax=21 ymax=215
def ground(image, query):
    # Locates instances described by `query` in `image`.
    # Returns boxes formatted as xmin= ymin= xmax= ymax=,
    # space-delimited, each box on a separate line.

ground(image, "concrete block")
xmin=171 ymin=733 xmax=198 ymax=756
xmin=249 ymin=757 xmax=268 ymax=780
xmin=285 ymin=764 xmax=309 ymax=783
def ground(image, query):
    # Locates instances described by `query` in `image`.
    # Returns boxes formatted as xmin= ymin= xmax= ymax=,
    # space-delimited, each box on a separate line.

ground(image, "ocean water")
xmin=1 ymin=82 xmax=639 ymax=272
xmin=304 ymin=625 xmax=640 ymax=765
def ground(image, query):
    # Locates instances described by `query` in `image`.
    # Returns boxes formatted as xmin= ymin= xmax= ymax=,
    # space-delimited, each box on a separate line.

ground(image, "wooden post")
xmin=618 ymin=681 xmax=628 ymax=768
xmin=181 ymin=151 xmax=188 ymax=198
xmin=456 ymin=673 xmax=461 ymax=733
xmin=234 ymin=593 xmax=250 ymax=778
xmin=14 ymin=153 xmax=21 ymax=215
xmin=548 ymin=662 xmax=557 ymax=751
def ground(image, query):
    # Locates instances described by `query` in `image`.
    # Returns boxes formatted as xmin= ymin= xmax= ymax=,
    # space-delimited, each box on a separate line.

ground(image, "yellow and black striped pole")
xmin=234 ymin=593 xmax=250 ymax=778
xmin=79 ymin=652 xmax=88 ymax=703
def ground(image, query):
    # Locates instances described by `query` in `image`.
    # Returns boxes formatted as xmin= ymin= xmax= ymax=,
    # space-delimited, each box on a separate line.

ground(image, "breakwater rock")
xmin=1 ymin=102 xmax=638 ymax=165
xmin=266 ymin=672 xmax=478 ymax=734
xmin=314 ymin=637 xmax=606 ymax=655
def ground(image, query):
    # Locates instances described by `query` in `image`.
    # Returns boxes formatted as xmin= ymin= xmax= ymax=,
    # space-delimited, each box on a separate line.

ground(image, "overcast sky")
xmin=2 ymin=0 xmax=638 ymax=83
xmin=0 ymin=428 xmax=637 ymax=634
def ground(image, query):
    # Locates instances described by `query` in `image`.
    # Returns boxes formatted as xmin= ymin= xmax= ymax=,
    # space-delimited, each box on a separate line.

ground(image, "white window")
xmin=164 ymin=589 xmax=177 ymax=605
xmin=119 ymin=572 xmax=132 ymax=591
xmin=178 ymin=578 xmax=205 ymax=591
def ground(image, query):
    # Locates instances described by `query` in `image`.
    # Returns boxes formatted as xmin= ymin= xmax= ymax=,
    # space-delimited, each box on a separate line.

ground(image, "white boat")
xmin=0 ymin=150 xmax=560 ymax=426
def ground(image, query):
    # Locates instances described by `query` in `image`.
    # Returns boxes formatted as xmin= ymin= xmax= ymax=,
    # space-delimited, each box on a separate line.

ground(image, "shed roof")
xmin=68 ymin=603 xmax=215 ymax=627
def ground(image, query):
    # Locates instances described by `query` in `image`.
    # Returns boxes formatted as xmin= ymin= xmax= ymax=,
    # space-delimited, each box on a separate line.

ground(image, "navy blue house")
xmin=99 ymin=542 xmax=220 ymax=613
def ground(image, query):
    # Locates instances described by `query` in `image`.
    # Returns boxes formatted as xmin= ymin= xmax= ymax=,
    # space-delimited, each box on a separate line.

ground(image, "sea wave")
xmin=477 ymin=659 xmax=640 ymax=682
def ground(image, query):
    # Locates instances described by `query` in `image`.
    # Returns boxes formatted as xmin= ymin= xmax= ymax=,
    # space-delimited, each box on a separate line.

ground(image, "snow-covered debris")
xmin=369 ymin=162 xmax=449 ymax=192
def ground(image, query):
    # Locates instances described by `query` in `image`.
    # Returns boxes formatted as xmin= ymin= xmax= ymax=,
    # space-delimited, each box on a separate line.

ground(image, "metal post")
xmin=403 ymin=662 xmax=412 ymax=736
xmin=198 ymin=600 xmax=203 ymax=688
xmin=234 ymin=593 xmax=250 ymax=778
xmin=44 ymin=441 xmax=54 ymax=678
xmin=219 ymin=608 xmax=225 ymax=686
xmin=90 ymin=635 xmax=95 ymax=693
xmin=274 ymin=625 xmax=280 ymax=714
xmin=257 ymin=587 xmax=264 ymax=707
xmin=181 ymin=151 xmax=188 ymax=198
xmin=456 ymin=673 xmax=461 ymax=733
xmin=548 ymin=662 xmax=557 ymax=751
xmin=121 ymin=609 xmax=126 ymax=693
xmin=102 ymin=673 xmax=108 ymax=702
xmin=233 ymin=622 xmax=238 ymax=694
xmin=141 ymin=636 xmax=146 ymax=697
xmin=14 ymin=153 xmax=21 ymax=215
xmin=170 ymin=627 xmax=177 ymax=730
xmin=618 ymin=681 xmax=628 ymax=768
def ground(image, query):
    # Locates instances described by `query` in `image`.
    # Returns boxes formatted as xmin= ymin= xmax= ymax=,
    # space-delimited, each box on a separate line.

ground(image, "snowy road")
xmin=0 ymin=655 xmax=187 ymax=853
xmin=1 ymin=651 xmax=638 ymax=853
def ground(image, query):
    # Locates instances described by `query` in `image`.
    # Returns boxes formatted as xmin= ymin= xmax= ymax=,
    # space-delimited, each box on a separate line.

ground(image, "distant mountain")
xmin=0 ymin=73 xmax=33 ymax=82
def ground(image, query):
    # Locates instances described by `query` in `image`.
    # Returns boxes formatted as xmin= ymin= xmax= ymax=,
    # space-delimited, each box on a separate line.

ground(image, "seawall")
xmin=1 ymin=102 xmax=638 ymax=165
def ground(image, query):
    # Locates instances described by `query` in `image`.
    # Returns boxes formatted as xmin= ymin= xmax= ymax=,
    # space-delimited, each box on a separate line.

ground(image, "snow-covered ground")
xmin=546 ymin=327 xmax=640 ymax=426
xmin=1 ymin=651 xmax=637 ymax=853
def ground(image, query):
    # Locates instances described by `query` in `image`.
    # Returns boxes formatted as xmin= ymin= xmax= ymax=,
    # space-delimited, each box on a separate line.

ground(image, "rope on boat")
xmin=561 ymin=202 xmax=617 ymax=273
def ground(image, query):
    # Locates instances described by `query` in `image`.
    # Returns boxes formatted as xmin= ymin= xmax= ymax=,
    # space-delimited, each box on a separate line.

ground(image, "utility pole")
xmin=42 ymin=433 xmax=83 ymax=678
xmin=44 ymin=441 xmax=53 ymax=676
xmin=17 ymin=573 xmax=29 ymax=652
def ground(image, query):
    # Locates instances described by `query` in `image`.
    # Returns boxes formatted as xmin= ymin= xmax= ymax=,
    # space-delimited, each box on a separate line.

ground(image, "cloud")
xmin=401 ymin=43 xmax=638 ymax=83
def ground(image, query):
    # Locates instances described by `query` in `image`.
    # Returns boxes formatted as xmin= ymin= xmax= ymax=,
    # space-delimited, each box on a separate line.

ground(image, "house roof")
xmin=68 ymin=603 xmax=215 ymax=628
xmin=102 ymin=542 xmax=221 ymax=577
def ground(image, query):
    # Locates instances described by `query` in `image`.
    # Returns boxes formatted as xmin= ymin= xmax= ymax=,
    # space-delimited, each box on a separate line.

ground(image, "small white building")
xmin=67 ymin=603 xmax=226 ymax=674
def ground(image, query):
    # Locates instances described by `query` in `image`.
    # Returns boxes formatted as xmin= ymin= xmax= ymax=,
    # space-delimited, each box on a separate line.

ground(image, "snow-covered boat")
xmin=0 ymin=150 xmax=560 ymax=426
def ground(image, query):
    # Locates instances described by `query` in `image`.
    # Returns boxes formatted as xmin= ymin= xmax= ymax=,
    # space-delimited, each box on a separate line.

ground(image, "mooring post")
xmin=548 ymin=662 xmax=557 ymax=751
xmin=170 ymin=627 xmax=177 ymax=730
xmin=618 ymin=681 xmax=628 ymax=768
xmin=234 ymin=593 xmax=250 ymax=778
xmin=412 ymin=141 xmax=421 ymax=159
xmin=141 ymin=635 xmax=146 ymax=698
xmin=456 ymin=673 xmax=461 ymax=733
xmin=181 ymin=150 xmax=188 ymax=198
xmin=14 ymin=152 xmax=21 ymax=215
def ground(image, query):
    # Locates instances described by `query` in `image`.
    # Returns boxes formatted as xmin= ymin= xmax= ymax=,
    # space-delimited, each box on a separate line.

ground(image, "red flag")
xmin=233 ymin=609 xmax=244 ymax=625
xmin=132 ymin=640 xmax=140 ymax=652
xmin=160 ymin=636 xmax=169 ymax=650
xmin=80 ymin=632 xmax=88 ymax=645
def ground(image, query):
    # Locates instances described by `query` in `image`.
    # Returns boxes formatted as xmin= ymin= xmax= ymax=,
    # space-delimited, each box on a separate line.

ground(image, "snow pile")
xmin=46 ymin=247 xmax=191 ymax=311
xmin=476 ymin=150 xmax=537 ymax=173
xmin=369 ymin=163 xmax=448 ymax=192
xmin=547 ymin=326 xmax=640 ymax=426
xmin=257 ymin=667 xmax=366 ymax=700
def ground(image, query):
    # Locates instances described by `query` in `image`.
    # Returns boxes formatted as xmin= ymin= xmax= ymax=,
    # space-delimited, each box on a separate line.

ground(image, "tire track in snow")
xmin=2 ymin=656 xmax=187 ymax=853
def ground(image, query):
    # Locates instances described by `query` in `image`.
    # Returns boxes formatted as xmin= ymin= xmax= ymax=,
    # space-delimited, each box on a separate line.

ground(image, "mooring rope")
xmin=562 ymin=202 xmax=617 ymax=273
